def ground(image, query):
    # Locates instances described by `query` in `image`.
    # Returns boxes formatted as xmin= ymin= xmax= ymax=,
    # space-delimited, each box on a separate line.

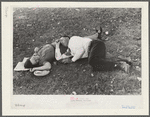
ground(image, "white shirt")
xmin=55 ymin=36 xmax=92 ymax=62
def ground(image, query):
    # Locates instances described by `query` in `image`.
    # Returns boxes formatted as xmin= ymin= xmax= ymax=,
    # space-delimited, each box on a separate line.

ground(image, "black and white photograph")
xmin=2 ymin=1 xmax=149 ymax=115
xmin=13 ymin=6 xmax=142 ymax=95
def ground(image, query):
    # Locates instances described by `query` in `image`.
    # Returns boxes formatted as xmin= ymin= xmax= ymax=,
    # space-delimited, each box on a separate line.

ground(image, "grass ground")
xmin=13 ymin=8 xmax=141 ymax=95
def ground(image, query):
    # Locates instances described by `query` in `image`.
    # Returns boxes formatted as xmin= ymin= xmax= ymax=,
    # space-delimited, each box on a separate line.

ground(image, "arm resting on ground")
xmin=31 ymin=62 xmax=51 ymax=72
xmin=55 ymin=46 xmax=72 ymax=61
xmin=71 ymin=48 xmax=85 ymax=62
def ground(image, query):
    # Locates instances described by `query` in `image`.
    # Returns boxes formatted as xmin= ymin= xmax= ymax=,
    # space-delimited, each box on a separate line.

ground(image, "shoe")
xmin=96 ymin=26 xmax=103 ymax=40
xmin=117 ymin=61 xmax=131 ymax=73
xmin=117 ymin=57 xmax=132 ymax=66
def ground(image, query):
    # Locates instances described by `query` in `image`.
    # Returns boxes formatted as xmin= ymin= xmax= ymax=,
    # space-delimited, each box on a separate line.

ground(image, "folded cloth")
xmin=14 ymin=57 xmax=29 ymax=71
xmin=33 ymin=70 xmax=50 ymax=76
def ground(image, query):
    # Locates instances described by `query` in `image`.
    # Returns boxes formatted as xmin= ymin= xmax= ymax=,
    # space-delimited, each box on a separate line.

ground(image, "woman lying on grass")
xmin=24 ymin=41 xmax=68 ymax=76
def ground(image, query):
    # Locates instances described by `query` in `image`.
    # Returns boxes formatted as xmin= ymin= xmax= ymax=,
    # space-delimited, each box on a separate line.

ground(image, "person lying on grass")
xmin=24 ymin=41 xmax=68 ymax=75
xmin=55 ymin=27 xmax=132 ymax=72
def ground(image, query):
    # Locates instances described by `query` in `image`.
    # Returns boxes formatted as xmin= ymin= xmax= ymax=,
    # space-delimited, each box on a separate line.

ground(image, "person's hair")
xmin=62 ymin=35 xmax=70 ymax=39
xmin=24 ymin=59 xmax=34 ymax=68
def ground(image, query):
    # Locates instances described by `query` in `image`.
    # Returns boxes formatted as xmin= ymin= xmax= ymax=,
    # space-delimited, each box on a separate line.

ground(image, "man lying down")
xmin=24 ymin=41 xmax=68 ymax=76
xmin=55 ymin=27 xmax=132 ymax=73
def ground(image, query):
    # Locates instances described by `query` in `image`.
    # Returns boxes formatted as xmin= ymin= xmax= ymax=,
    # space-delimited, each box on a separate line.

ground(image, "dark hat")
xmin=24 ymin=59 xmax=34 ymax=68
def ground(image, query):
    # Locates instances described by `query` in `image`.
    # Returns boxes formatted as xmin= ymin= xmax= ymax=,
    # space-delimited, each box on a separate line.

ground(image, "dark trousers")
xmin=88 ymin=40 xmax=117 ymax=71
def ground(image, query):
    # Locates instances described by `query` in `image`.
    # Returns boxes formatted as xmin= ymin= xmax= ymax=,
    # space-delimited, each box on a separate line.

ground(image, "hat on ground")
xmin=33 ymin=70 xmax=50 ymax=76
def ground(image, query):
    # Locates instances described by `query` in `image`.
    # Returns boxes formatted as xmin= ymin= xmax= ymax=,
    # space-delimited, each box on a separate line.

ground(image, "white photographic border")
xmin=2 ymin=1 xmax=149 ymax=115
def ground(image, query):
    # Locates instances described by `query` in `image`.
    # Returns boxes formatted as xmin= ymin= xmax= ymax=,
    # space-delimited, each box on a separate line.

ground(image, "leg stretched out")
xmin=88 ymin=40 xmax=131 ymax=72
